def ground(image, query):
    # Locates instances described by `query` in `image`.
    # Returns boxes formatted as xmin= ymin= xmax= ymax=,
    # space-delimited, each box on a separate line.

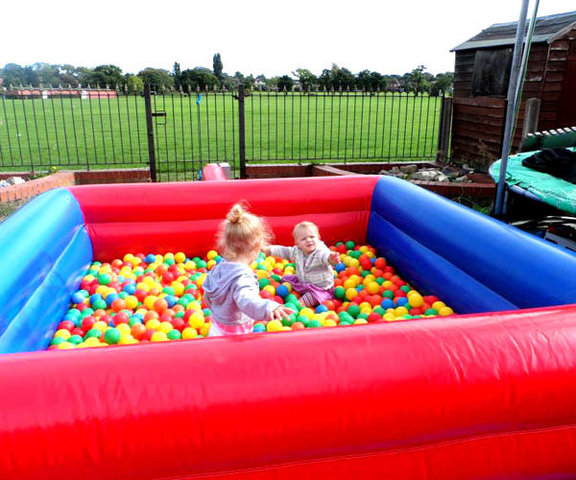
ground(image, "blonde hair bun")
xmin=226 ymin=204 xmax=245 ymax=224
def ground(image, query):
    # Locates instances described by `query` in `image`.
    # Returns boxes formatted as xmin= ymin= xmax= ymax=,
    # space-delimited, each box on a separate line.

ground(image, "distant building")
xmin=450 ymin=10 xmax=576 ymax=167
xmin=2 ymin=88 xmax=117 ymax=99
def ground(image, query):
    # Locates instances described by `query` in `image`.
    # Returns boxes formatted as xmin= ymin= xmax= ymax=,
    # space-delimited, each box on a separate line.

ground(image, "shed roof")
xmin=452 ymin=10 xmax=576 ymax=51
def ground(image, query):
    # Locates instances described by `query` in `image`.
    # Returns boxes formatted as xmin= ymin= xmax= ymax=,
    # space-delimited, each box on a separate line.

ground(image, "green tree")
xmin=173 ymin=62 xmax=182 ymax=90
xmin=293 ymin=68 xmax=317 ymax=91
xmin=138 ymin=68 xmax=174 ymax=91
xmin=429 ymin=72 xmax=454 ymax=96
xmin=318 ymin=64 xmax=355 ymax=90
xmin=86 ymin=64 xmax=124 ymax=88
xmin=179 ymin=68 xmax=219 ymax=92
xmin=1 ymin=63 xmax=26 ymax=87
xmin=213 ymin=53 xmax=223 ymax=83
xmin=277 ymin=75 xmax=294 ymax=93
xmin=59 ymin=64 xmax=81 ymax=87
xmin=407 ymin=65 xmax=429 ymax=96
xmin=124 ymin=74 xmax=144 ymax=94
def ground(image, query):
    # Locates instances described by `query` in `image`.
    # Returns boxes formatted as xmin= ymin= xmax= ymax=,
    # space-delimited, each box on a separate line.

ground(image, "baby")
xmin=264 ymin=221 xmax=339 ymax=307
xmin=203 ymin=203 xmax=292 ymax=336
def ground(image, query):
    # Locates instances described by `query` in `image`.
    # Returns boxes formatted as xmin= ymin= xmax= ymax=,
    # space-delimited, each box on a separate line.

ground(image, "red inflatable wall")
xmin=2 ymin=306 xmax=576 ymax=479
xmin=2 ymin=176 xmax=576 ymax=479
xmin=70 ymin=176 xmax=379 ymax=260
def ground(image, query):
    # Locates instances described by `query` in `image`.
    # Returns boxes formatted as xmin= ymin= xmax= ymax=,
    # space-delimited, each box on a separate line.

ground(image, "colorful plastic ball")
xmin=167 ymin=329 xmax=182 ymax=340
xmin=315 ymin=304 xmax=328 ymax=313
xmin=347 ymin=304 xmax=361 ymax=318
xmin=345 ymin=288 xmax=358 ymax=301
xmin=276 ymin=284 xmax=289 ymax=298
xmin=396 ymin=297 xmax=409 ymax=307
xmin=381 ymin=298 xmax=395 ymax=310
xmin=103 ymin=328 xmax=121 ymax=345
xmin=71 ymin=291 xmax=88 ymax=304
xmin=266 ymin=320 xmax=284 ymax=332
xmin=308 ymin=320 xmax=322 ymax=328
xmin=181 ymin=327 xmax=199 ymax=339
xmin=253 ymin=323 xmax=266 ymax=333
xmin=150 ymin=331 xmax=168 ymax=342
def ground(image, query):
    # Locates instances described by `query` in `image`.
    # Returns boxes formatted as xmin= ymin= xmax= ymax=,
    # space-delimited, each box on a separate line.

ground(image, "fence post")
xmin=521 ymin=97 xmax=540 ymax=141
xmin=436 ymin=95 xmax=453 ymax=164
xmin=143 ymin=85 xmax=157 ymax=182
xmin=238 ymin=84 xmax=246 ymax=179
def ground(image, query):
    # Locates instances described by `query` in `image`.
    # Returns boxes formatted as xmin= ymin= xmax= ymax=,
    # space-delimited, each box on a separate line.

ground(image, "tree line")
xmin=0 ymin=54 xmax=454 ymax=96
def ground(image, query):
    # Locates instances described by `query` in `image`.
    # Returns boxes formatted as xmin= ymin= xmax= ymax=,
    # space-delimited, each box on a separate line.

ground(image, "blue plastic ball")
xmin=253 ymin=323 xmax=266 ymax=333
xmin=276 ymin=284 xmax=289 ymax=298
xmin=123 ymin=283 xmax=136 ymax=295
xmin=145 ymin=254 xmax=157 ymax=264
xmin=335 ymin=263 xmax=346 ymax=273
xmin=106 ymin=293 xmax=120 ymax=307
xmin=315 ymin=304 xmax=328 ymax=313
xmin=396 ymin=297 xmax=409 ymax=307
xmin=381 ymin=298 xmax=395 ymax=310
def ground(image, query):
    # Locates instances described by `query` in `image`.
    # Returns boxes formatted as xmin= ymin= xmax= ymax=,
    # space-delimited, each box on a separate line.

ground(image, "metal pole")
xmin=143 ymin=85 xmax=157 ymax=182
xmin=238 ymin=83 xmax=246 ymax=179
xmin=493 ymin=0 xmax=531 ymax=217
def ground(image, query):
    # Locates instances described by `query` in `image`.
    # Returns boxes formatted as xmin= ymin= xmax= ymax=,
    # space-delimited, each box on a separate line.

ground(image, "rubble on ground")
xmin=381 ymin=164 xmax=475 ymax=183
xmin=0 ymin=176 xmax=26 ymax=189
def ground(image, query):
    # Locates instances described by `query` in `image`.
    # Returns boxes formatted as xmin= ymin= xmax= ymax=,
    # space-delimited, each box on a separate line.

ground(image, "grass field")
xmin=0 ymin=92 xmax=444 ymax=177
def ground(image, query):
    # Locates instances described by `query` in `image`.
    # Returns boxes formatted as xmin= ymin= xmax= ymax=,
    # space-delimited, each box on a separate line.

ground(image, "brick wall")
xmin=0 ymin=169 xmax=151 ymax=204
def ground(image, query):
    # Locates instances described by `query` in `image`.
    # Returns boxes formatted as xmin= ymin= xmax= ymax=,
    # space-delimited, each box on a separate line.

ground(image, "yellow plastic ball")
xmin=394 ymin=306 xmax=409 ymax=317
xmin=150 ymin=331 xmax=168 ymax=342
xmin=266 ymin=320 xmax=283 ymax=332
xmin=407 ymin=292 xmax=424 ymax=308
xmin=187 ymin=301 xmax=202 ymax=311
xmin=345 ymin=288 xmax=359 ymax=301
xmin=116 ymin=323 xmax=131 ymax=336
xmin=118 ymin=334 xmax=137 ymax=345
xmin=263 ymin=285 xmax=276 ymax=296
xmin=56 ymin=341 xmax=75 ymax=350
xmin=125 ymin=295 xmax=139 ymax=310
xmin=174 ymin=252 xmax=187 ymax=263
xmin=159 ymin=321 xmax=174 ymax=334
xmin=366 ymin=282 xmax=381 ymax=295
xmin=438 ymin=306 xmax=454 ymax=316
xmin=207 ymin=260 xmax=217 ymax=270
xmin=432 ymin=301 xmax=446 ymax=311
xmin=299 ymin=308 xmax=315 ymax=319
xmin=343 ymin=278 xmax=357 ymax=290
xmin=199 ymin=323 xmax=211 ymax=337
xmin=171 ymin=282 xmax=185 ymax=297
xmin=188 ymin=312 xmax=205 ymax=330
xmin=182 ymin=327 xmax=199 ymax=340
xmin=207 ymin=250 xmax=218 ymax=260
xmin=324 ymin=319 xmax=337 ymax=327
xmin=145 ymin=318 xmax=161 ymax=331
xmin=354 ymin=318 xmax=368 ymax=325
xmin=84 ymin=336 xmax=102 ymax=347
xmin=54 ymin=329 xmax=71 ymax=340
xmin=93 ymin=321 xmax=108 ymax=332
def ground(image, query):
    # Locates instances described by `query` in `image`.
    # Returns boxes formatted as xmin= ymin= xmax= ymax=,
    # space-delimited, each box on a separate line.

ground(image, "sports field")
xmin=0 ymin=92 xmax=444 ymax=173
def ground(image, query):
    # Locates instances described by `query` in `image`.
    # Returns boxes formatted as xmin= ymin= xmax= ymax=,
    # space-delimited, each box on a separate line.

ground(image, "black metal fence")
xmin=0 ymin=85 xmax=451 ymax=181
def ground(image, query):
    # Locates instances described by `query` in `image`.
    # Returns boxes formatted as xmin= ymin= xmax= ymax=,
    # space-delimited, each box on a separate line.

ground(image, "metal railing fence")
xmin=0 ymin=85 xmax=449 ymax=181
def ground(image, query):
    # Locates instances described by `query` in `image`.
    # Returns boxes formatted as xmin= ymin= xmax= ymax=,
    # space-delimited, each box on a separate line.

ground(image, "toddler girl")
xmin=264 ymin=221 xmax=339 ymax=307
xmin=203 ymin=203 xmax=293 ymax=336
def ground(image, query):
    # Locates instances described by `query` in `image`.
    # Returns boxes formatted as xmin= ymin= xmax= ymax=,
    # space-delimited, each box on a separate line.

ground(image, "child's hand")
xmin=329 ymin=251 xmax=340 ymax=265
xmin=270 ymin=306 xmax=293 ymax=321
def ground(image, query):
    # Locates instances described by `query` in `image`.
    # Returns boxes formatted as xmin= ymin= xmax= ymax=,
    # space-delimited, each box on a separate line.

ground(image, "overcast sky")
xmin=1 ymin=0 xmax=575 ymax=78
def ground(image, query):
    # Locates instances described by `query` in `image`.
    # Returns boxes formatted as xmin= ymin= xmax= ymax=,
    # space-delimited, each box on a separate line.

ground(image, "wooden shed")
xmin=450 ymin=10 xmax=576 ymax=169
